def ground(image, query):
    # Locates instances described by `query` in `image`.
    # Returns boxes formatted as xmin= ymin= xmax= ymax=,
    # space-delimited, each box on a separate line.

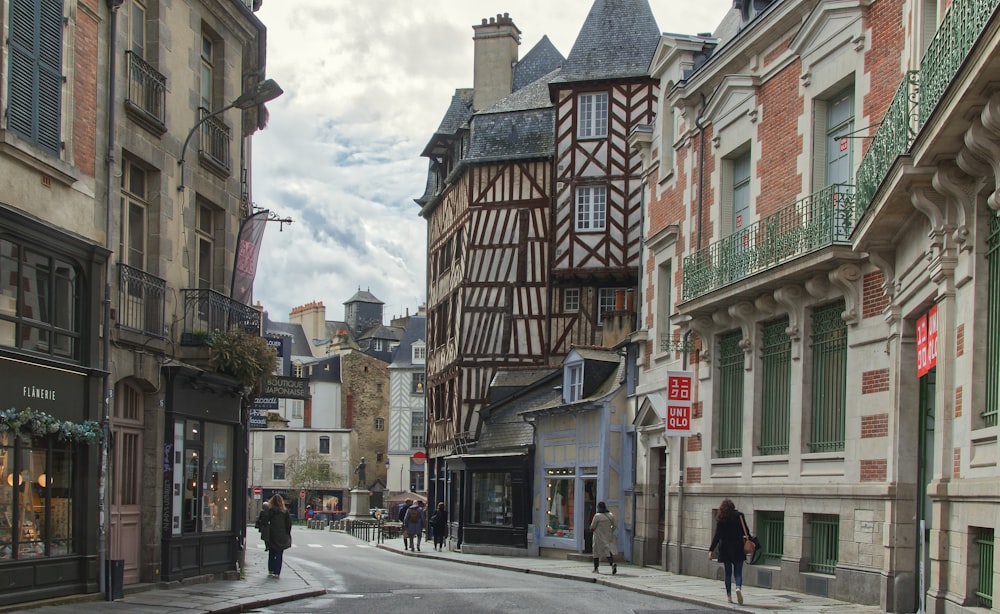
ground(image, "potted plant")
xmin=206 ymin=330 xmax=278 ymax=398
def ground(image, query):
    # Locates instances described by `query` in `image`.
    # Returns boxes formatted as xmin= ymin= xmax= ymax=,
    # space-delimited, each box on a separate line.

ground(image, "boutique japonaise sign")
xmin=916 ymin=305 xmax=938 ymax=377
xmin=665 ymin=370 xmax=694 ymax=435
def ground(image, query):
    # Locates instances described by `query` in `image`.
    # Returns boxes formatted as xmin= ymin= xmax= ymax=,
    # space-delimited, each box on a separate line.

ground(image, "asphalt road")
xmin=245 ymin=527 xmax=718 ymax=614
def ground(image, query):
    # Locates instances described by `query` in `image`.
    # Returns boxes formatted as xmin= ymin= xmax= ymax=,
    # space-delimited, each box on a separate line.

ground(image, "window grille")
xmin=985 ymin=212 xmax=1000 ymax=427
xmin=757 ymin=511 xmax=784 ymax=565
xmin=717 ymin=330 xmax=744 ymax=458
xmin=809 ymin=301 xmax=847 ymax=452
xmin=760 ymin=317 xmax=791 ymax=455
xmin=808 ymin=514 xmax=839 ymax=574
xmin=975 ymin=527 xmax=994 ymax=608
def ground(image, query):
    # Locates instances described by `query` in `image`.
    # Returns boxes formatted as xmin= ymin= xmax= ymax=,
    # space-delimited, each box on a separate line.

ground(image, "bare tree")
xmin=286 ymin=450 xmax=342 ymax=510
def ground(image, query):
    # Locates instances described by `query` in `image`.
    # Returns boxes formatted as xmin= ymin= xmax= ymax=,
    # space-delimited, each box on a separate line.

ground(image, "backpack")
xmin=406 ymin=506 xmax=421 ymax=524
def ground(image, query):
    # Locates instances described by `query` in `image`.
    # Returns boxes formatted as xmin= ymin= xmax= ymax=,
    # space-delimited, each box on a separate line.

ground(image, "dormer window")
xmin=412 ymin=341 xmax=426 ymax=364
xmin=565 ymin=362 xmax=584 ymax=403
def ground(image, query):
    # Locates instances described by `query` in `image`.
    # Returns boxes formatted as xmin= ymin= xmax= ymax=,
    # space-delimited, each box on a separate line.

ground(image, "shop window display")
xmin=471 ymin=471 xmax=511 ymax=526
xmin=546 ymin=470 xmax=575 ymax=538
xmin=178 ymin=419 xmax=234 ymax=534
xmin=0 ymin=432 xmax=74 ymax=560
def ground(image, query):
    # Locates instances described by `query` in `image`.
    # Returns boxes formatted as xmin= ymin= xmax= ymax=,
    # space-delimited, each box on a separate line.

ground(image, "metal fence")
xmin=118 ymin=263 xmax=165 ymax=337
xmin=976 ymin=528 xmax=994 ymax=608
xmin=808 ymin=515 xmax=839 ymax=575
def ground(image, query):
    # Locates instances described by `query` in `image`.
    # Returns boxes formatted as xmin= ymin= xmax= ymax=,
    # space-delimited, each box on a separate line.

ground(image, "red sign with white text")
xmin=916 ymin=305 xmax=938 ymax=377
xmin=665 ymin=371 xmax=694 ymax=435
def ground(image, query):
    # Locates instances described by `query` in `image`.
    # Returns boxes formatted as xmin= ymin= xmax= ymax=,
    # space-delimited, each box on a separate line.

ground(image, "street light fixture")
xmin=177 ymin=78 xmax=283 ymax=191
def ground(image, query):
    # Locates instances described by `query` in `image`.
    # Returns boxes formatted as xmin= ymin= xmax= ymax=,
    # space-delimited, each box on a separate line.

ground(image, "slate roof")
xmin=420 ymin=89 xmax=475 ymax=158
xmin=553 ymin=0 xmax=661 ymax=83
xmin=476 ymin=370 xmax=563 ymax=452
xmin=390 ymin=316 xmax=427 ymax=369
xmin=344 ymin=289 xmax=384 ymax=305
xmin=308 ymin=355 xmax=341 ymax=384
xmin=263 ymin=316 xmax=310 ymax=356
xmin=466 ymin=108 xmax=554 ymax=162
xmin=512 ymin=35 xmax=565 ymax=91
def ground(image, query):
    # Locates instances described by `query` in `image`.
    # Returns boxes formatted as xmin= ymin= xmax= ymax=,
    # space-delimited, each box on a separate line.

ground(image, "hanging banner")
xmin=230 ymin=209 xmax=270 ymax=306
xmin=665 ymin=370 xmax=694 ymax=435
xmin=916 ymin=305 xmax=938 ymax=377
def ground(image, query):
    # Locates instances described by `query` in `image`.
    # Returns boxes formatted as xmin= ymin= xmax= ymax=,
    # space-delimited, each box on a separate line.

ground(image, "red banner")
xmin=916 ymin=305 xmax=938 ymax=377
xmin=230 ymin=210 xmax=269 ymax=305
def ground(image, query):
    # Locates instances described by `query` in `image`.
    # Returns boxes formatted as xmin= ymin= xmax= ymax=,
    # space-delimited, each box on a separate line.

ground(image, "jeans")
xmin=723 ymin=559 xmax=744 ymax=595
xmin=268 ymin=548 xmax=285 ymax=576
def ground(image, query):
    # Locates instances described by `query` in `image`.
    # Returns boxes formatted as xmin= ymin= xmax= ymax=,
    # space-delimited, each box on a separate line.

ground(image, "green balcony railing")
xmin=855 ymin=0 xmax=1000 ymax=219
xmin=682 ymin=185 xmax=855 ymax=301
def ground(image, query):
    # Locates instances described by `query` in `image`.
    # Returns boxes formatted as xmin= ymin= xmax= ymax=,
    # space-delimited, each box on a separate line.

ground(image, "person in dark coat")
xmin=254 ymin=501 xmax=270 ymax=549
xmin=430 ymin=502 xmax=448 ymax=551
xmin=261 ymin=494 xmax=292 ymax=578
xmin=402 ymin=501 xmax=426 ymax=552
xmin=708 ymin=498 xmax=747 ymax=604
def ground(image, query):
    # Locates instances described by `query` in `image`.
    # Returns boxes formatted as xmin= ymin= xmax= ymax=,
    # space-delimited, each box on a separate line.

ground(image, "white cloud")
xmin=251 ymin=0 xmax=732 ymax=323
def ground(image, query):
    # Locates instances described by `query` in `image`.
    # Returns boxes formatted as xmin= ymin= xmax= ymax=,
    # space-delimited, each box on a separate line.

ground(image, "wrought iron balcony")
xmin=197 ymin=107 xmax=231 ymax=174
xmin=180 ymin=288 xmax=260 ymax=345
xmin=682 ymin=185 xmax=856 ymax=301
xmin=125 ymin=51 xmax=166 ymax=129
xmin=117 ymin=264 xmax=166 ymax=337
xmin=854 ymin=0 xmax=999 ymax=220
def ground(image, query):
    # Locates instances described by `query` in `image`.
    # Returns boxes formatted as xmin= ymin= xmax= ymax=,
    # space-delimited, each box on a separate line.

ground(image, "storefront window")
xmin=546 ymin=469 xmax=575 ymax=538
xmin=0 ymin=433 xmax=75 ymax=559
xmin=471 ymin=472 xmax=511 ymax=526
xmin=201 ymin=423 xmax=232 ymax=532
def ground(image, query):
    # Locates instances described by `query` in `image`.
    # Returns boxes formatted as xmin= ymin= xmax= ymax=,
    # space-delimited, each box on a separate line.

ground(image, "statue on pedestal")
xmin=354 ymin=457 xmax=366 ymax=489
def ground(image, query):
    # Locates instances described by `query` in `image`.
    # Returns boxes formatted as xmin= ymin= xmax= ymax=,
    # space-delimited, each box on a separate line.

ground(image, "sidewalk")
xmin=14 ymin=529 xmax=886 ymax=613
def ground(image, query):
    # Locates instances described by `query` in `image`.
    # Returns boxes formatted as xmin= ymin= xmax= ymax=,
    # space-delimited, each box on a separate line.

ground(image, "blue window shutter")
xmin=5 ymin=0 xmax=63 ymax=155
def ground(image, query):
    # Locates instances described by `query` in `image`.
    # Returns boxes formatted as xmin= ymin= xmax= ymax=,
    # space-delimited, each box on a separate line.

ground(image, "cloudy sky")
xmin=250 ymin=0 xmax=733 ymax=324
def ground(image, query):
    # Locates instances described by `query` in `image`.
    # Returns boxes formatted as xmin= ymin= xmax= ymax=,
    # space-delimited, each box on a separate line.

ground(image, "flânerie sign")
xmin=665 ymin=371 xmax=693 ymax=435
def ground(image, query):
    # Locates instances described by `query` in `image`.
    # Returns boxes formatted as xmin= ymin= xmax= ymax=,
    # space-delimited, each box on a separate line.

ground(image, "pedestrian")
xmin=430 ymin=502 xmax=448 ymax=551
xmin=261 ymin=494 xmax=292 ymax=578
xmin=403 ymin=500 xmax=426 ymax=552
xmin=398 ymin=498 xmax=413 ymax=544
xmin=589 ymin=501 xmax=618 ymax=574
xmin=305 ymin=505 xmax=314 ymax=521
xmin=708 ymin=498 xmax=747 ymax=604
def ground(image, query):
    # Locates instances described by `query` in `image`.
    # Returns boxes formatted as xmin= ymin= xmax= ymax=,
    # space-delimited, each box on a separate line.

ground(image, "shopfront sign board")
xmin=665 ymin=371 xmax=693 ymax=435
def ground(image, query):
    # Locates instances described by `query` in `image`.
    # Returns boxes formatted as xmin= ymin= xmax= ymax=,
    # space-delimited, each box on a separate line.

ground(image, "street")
xmin=245 ymin=526 xmax=719 ymax=613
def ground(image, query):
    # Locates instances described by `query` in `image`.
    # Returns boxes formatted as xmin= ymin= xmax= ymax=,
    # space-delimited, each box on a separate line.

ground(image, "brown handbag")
xmin=740 ymin=514 xmax=756 ymax=555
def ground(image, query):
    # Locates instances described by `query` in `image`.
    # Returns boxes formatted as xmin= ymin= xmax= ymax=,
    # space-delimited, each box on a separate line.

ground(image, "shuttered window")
xmin=7 ymin=0 xmax=64 ymax=156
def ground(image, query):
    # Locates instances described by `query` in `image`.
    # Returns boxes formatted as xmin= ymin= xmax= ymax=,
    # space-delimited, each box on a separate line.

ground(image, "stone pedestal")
xmin=348 ymin=488 xmax=371 ymax=519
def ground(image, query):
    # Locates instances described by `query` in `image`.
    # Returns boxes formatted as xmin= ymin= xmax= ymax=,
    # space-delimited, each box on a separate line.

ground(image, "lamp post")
xmin=177 ymin=78 xmax=283 ymax=191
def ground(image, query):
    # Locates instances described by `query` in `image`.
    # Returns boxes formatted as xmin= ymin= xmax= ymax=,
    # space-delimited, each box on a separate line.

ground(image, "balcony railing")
xmin=198 ymin=107 xmax=231 ymax=173
xmin=117 ymin=264 xmax=166 ymax=338
xmin=855 ymin=0 xmax=1000 ymax=220
xmin=181 ymin=288 xmax=260 ymax=345
xmin=682 ymin=185 xmax=856 ymax=301
xmin=125 ymin=51 xmax=166 ymax=127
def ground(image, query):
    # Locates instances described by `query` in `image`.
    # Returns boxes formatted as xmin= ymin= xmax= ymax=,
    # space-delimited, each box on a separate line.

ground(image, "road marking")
xmin=332 ymin=544 xmax=348 ymax=548
xmin=307 ymin=544 xmax=323 ymax=548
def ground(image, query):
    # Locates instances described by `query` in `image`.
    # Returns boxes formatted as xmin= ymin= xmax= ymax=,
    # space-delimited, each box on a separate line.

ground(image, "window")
xmin=472 ymin=472 xmax=512 ymax=526
xmin=412 ymin=373 xmax=425 ymax=394
xmin=809 ymin=301 xmax=847 ymax=452
xmin=6 ymin=0 xmax=64 ymax=156
xmin=273 ymin=435 xmax=285 ymax=454
xmin=409 ymin=470 xmax=423 ymax=492
xmin=985 ymin=211 xmax=1000 ymax=428
xmin=575 ymin=186 xmax=607 ymax=232
xmin=717 ymin=330 xmax=744 ymax=458
xmin=545 ymin=470 xmax=575 ymax=538
xmin=760 ymin=317 xmax=791 ymax=455
xmin=973 ymin=527 xmax=995 ymax=608
xmin=0 ymin=432 xmax=75 ymax=558
xmin=808 ymin=514 xmax=839 ymax=574
xmin=200 ymin=422 xmax=232 ymax=532
xmin=824 ymin=88 xmax=854 ymax=188
xmin=731 ymin=152 xmax=751 ymax=236
xmin=567 ymin=363 xmax=584 ymax=402
xmin=597 ymin=287 xmax=624 ymax=324
xmin=272 ymin=463 xmax=285 ymax=481
xmin=757 ymin=511 xmax=784 ymax=565
xmin=122 ymin=159 xmax=148 ymax=271
xmin=128 ymin=0 xmax=145 ymax=57
xmin=657 ymin=264 xmax=672 ymax=351
xmin=412 ymin=343 xmax=426 ymax=363
xmin=658 ymin=97 xmax=675 ymax=178
xmin=291 ymin=401 xmax=303 ymax=419
xmin=374 ymin=417 xmax=385 ymax=431
xmin=196 ymin=202 xmax=215 ymax=290
xmin=293 ymin=362 xmax=303 ymax=378
xmin=411 ymin=434 xmax=425 ymax=448
xmin=563 ymin=288 xmax=580 ymax=312
xmin=0 ymin=239 xmax=81 ymax=359
xmin=577 ymin=92 xmax=608 ymax=138
xmin=411 ymin=410 xmax=425 ymax=446
xmin=319 ymin=437 xmax=330 ymax=454
xmin=200 ymin=33 xmax=214 ymax=111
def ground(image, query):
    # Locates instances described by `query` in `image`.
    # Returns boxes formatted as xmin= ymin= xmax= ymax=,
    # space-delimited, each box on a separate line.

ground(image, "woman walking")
xmin=261 ymin=494 xmax=292 ymax=578
xmin=708 ymin=498 xmax=747 ymax=604
xmin=589 ymin=501 xmax=618 ymax=574
xmin=430 ymin=502 xmax=448 ymax=551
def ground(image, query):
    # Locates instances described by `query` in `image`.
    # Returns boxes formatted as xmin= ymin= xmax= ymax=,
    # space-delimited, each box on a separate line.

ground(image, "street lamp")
xmin=177 ymin=78 xmax=283 ymax=191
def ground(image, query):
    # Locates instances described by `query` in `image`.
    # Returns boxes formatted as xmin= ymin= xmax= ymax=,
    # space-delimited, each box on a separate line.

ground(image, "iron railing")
xmin=758 ymin=511 xmax=784 ymax=565
xmin=717 ymin=331 xmax=744 ymax=459
xmin=760 ymin=317 xmax=791 ymax=455
xmin=976 ymin=528 xmax=995 ymax=608
xmin=180 ymin=288 xmax=260 ymax=345
xmin=117 ymin=263 xmax=166 ymax=337
xmin=198 ymin=107 xmax=231 ymax=173
xmin=682 ymin=185 xmax=856 ymax=301
xmin=986 ymin=212 xmax=1000 ymax=428
xmin=125 ymin=51 xmax=166 ymax=126
xmin=809 ymin=301 xmax=847 ymax=453
xmin=808 ymin=515 xmax=839 ymax=575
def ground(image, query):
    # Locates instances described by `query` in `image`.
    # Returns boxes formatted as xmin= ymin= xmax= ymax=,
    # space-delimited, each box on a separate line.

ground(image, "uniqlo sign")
xmin=916 ymin=305 xmax=938 ymax=378
xmin=665 ymin=371 xmax=694 ymax=435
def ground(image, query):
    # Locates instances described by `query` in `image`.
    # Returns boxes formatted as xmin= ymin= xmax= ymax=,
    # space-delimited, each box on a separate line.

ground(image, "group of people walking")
xmin=254 ymin=495 xmax=293 ymax=578
xmin=393 ymin=498 xmax=448 ymax=552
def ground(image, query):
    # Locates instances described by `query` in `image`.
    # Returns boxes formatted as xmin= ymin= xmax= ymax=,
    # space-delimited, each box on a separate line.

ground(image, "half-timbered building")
xmin=635 ymin=0 xmax=1000 ymax=609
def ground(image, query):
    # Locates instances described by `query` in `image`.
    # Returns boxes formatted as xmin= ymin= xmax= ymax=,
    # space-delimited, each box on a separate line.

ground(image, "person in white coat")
xmin=589 ymin=501 xmax=618 ymax=574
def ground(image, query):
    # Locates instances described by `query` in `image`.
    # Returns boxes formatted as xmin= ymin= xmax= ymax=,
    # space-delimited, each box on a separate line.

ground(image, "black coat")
xmin=431 ymin=508 xmax=448 ymax=532
xmin=709 ymin=512 xmax=748 ymax=563
xmin=262 ymin=507 xmax=292 ymax=551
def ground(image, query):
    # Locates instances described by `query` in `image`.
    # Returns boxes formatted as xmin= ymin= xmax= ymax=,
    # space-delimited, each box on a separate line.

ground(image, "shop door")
xmin=582 ymin=478 xmax=597 ymax=554
xmin=656 ymin=449 xmax=666 ymax=566
xmin=110 ymin=383 xmax=144 ymax=584
xmin=917 ymin=370 xmax=935 ymax=613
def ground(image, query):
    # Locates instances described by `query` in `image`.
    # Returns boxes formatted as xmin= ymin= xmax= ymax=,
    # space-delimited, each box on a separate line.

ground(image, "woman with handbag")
xmin=708 ymin=498 xmax=751 ymax=604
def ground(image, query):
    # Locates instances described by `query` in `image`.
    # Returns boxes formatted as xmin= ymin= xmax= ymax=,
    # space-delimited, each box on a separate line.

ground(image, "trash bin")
xmin=106 ymin=559 xmax=124 ymax=601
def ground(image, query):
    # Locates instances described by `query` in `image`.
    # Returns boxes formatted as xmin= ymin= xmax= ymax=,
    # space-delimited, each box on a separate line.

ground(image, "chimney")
xmin=472 ymin=13 xmax=520 ymax=111
xmin=289 ymin=301 xmax=327 ymax=346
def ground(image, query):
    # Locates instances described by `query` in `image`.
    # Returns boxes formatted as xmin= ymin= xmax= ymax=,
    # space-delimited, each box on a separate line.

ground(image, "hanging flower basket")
xmin=0 ymin=408 xmax=104 ymax=445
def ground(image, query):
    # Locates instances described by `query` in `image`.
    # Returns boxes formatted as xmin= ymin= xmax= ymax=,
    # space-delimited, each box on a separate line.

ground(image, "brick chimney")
xmin=472 ymin=13 xmax=520 ymax=112
xmin=289 ymin=301 xmax=326 ymax=344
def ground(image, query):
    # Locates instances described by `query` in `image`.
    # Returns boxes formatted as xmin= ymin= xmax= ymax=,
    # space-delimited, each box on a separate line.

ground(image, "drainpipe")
xmin=100 ymin=0 xmax=124 ymax=599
